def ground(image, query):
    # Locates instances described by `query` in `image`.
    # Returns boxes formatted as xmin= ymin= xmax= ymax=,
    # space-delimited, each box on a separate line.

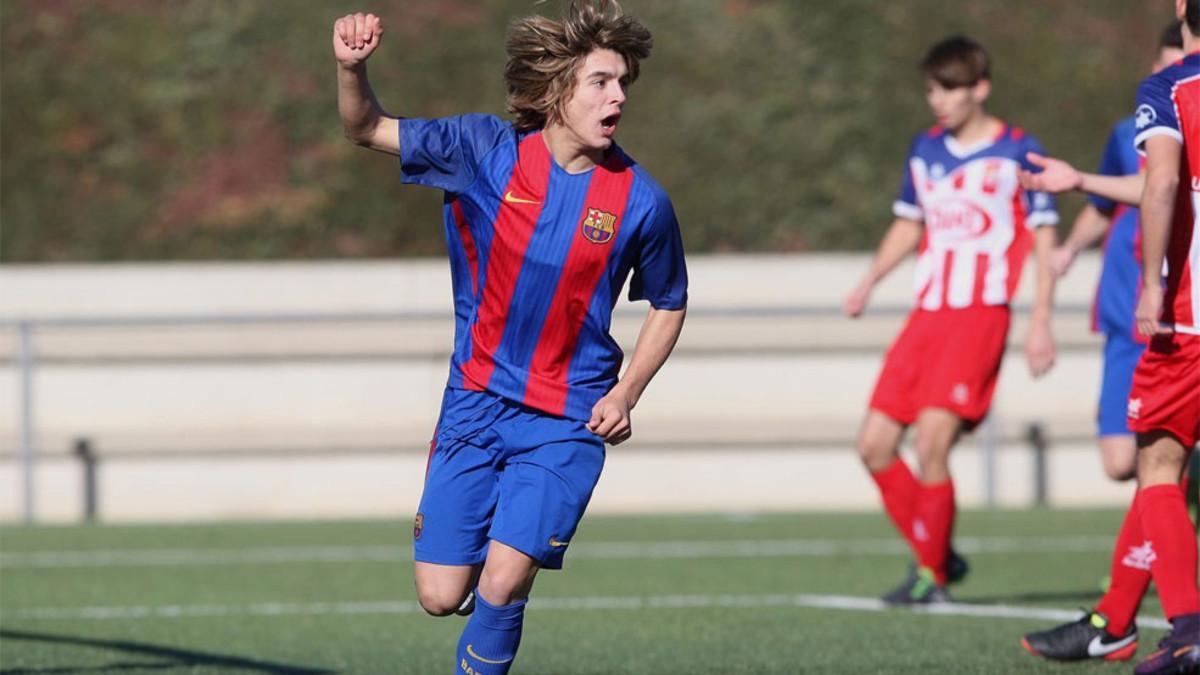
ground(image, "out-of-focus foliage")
xmin=0 ymin=0 xmax=1174 ymax=261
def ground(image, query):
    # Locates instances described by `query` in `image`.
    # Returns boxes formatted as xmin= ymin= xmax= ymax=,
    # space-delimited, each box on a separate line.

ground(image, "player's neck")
xmin=542 ymin=124 xmax=604 ymax=174
xmin=947 ymin=113 xmax=1000 ymax=147
xmin=1184 ymin=30 xmax=1200 ymax=56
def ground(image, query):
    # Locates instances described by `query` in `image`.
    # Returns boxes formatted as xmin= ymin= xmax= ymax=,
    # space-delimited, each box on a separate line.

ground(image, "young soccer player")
xmin=844 ymin=35 xmax=1059 ymax=604
xmin=333 ymin=3 xmax=687 ymax=672
xmin=1022 ymin=5 xmax=1200 ymax=672
xmin=1043 ymin=23 xmax=1184 ymax=484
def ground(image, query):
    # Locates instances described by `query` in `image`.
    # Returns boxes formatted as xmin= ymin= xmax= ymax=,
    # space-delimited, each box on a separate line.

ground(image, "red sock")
xmin=871 ymin=459 xmax=920 ymax=551
xmin=1137 ymin=483 xmax=1200 ymax=619
xmin=913 ymin=479 xmax=955 ymax=584
xmin=1095 ymin=491 xmax=1152 ymax=636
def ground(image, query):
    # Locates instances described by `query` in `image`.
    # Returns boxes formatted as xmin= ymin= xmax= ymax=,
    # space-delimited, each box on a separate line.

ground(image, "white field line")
xmin=0 ymin=535 xmax=1115 ymax=569
xmin=0 ymin=592 xmax=1171 ymax=630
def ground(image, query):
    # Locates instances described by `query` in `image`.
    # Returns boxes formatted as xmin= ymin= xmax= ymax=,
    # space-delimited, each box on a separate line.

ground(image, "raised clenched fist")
xmin=333 ymin=13 xmax=384 ymax=67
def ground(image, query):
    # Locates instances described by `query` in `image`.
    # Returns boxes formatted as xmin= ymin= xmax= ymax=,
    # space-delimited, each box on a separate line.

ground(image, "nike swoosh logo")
xmin=466 ymin=644 xmax=513 ymax=665
xmin=1087 ymin=632 xmax=1137 ymax=657
xmin=548 ymin=538 xmax=569 ymax=548
xmin=504 ymin=190 xmax=540 ymax=205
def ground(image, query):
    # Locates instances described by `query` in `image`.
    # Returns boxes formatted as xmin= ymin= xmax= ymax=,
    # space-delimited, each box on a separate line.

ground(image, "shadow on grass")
xmin=0 ymin=628 xmax=336 ymax=674
xmin=956 ymin=590 xmax=1107 ymax=605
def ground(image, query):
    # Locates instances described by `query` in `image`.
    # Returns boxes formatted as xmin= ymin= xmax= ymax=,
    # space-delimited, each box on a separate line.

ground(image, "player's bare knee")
xmin=477 ymin=568 xmax=533 ymax=606
xmin=856 ymin=436 xmax=895 ymax=472
xmin=416 ymin=587 xmax=465 ymax=617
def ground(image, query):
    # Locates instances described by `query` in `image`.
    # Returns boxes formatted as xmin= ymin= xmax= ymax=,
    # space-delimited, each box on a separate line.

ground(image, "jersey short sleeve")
xmin=1017 ymin=134 xmax=1059 ymax=228
xmin=892 ymin=134 xmax=924 ymax=222
xmin=628 ymin=189 xmax=688 ymax=310
xmin=1134 ymin=74 xmax=1183 ymax=155
xmin=399 ymin=113 xmax=511 ymax=193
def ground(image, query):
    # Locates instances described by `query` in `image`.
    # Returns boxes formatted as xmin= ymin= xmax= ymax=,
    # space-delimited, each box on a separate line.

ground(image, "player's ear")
xmin=971 ymin=78 xmax=992 ymax=105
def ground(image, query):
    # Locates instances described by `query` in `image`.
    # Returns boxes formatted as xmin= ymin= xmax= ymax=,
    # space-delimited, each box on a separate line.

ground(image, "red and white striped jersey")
xmin=1134 ymin=52 xmax=1200 ymax=335
xmin=894 ymin=124 xmax=1058 ymax=311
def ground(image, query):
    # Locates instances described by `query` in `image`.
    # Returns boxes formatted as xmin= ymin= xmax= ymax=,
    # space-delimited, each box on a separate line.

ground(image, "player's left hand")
xmin=1024 ymin=320 xmax=1056 ymax=378
xmin=588 ymin=389 xmax=633 ymax=445
xmin=1135 ymin=283 xmax=1165 ymax=337
xmin=1019 ymin=152 xmax=1081 ymax=195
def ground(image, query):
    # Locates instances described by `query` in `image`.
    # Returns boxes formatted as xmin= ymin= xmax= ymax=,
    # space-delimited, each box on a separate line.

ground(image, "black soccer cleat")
xmin=1020 ymin=610 xmax=1138 ymax=662
xmin=881 ymin=566 xmax=951 ymax=605
xmin=1134 ymin=612 xmax=1200 ymax=675
xmin=454 ymin=590 xmax=476 ymax=616
xmin=946 ymin=548 xmax=969 ymax=584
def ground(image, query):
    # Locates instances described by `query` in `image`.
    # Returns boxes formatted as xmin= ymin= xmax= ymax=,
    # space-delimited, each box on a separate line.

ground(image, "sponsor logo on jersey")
xmin=1121 ymin=540 xmax=1156 ymax=571
xmin=1135 ymin=104 xmax=1157 ymax=129
xmin=581 ymin=208 xmax=617 ymax=244
xmin=503 ymin=190 xmax=541 ymax=205
xmin=951 ymin=383 xmax=970 ymax=405
xmin=926 ymin=199 xmax=995 ymax=242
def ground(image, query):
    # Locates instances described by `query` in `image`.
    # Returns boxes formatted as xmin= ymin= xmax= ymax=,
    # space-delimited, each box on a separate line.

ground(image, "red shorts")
xmin=869 ymin=306 xmax=1010 ymax=429
xmin=1127 ymin=333 xmax=1200 ymax=448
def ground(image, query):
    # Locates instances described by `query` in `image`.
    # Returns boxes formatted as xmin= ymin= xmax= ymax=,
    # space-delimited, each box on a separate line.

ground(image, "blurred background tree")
xmin=0 ymin=0 xmax=1174 ymax=261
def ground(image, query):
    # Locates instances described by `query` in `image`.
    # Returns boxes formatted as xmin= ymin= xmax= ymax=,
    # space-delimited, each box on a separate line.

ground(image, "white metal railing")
xmin=3 ymin=302 xmax=1095 ymax=523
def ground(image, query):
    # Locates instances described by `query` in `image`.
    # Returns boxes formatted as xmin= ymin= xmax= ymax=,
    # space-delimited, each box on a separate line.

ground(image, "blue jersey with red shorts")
xmin=401 ymin=114 xmax=688 ymax=569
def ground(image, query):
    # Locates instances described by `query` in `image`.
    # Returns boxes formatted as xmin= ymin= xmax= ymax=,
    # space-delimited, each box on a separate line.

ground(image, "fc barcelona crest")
xmin=581 ymin=207 xmax=617 ymax=244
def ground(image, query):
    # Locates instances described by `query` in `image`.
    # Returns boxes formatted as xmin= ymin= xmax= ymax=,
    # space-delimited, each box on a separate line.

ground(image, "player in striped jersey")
xmin=1043 ymin=24 xmax=1185 ymax=485
xmin=334 ymin=2 xmax=687 ymax=672
xmin=1018 ymin=24 xmax=1191 ymax=666
xmin=845 ymin=35 xmax=1060 ymax=605
xmin=1020 ymin=5 xmax=1200 ymax=672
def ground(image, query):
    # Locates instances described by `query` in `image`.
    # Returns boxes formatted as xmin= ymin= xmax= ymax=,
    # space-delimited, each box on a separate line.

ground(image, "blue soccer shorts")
xmin=413 ymin=386 xmax=606 ymax=570
xmin=1097 ymin=332 xmax=1146 ymax=437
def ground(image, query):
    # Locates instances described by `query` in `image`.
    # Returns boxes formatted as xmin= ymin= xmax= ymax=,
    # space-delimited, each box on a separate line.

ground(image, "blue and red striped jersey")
xmin=400 ymin=114 xmax=688 ymax=421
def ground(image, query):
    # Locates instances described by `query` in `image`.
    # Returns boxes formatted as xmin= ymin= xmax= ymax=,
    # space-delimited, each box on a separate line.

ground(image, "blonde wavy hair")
xmin=505 ymin=0 xmax=653 ymax=132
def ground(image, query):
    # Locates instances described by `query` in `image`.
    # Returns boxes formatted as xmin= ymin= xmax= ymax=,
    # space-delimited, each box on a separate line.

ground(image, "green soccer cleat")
xmin=881 ymin=565 xmax=951 ymax=605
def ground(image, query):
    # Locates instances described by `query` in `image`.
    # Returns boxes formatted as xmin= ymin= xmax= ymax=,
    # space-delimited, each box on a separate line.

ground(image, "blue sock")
xmin=455 ymin=593 xmax=526 ymax=675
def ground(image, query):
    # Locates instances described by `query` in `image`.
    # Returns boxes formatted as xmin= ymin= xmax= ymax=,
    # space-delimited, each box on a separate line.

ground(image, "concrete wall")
xmin=0 ymin=253 xmax=1128 ymax=522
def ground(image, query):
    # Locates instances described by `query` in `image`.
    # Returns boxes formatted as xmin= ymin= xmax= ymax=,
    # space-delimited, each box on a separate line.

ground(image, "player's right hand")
xmin=843 ymin=284 xmax=870 ymax=318
xmin=1019 ymin=152 xmax=1081 ymax=195
xmin=333 ymin=13 xmax=384 ymax=67
xmin=1048 ymin=245 xmax=1076 ymax=278
xmin=1135 ymin=283 xmax=1166 ymax=337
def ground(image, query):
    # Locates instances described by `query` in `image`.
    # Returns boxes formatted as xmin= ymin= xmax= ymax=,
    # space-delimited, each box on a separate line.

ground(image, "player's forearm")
xmin=1062 ymin=204 xmax=1111 ymax=255
xmin=338 ymin=63 xmax=387 ymax=146
xmin=1078 ymin=172 xmax=1144 ymax=208
xmin=861 ymin=219 xmax=923 ymax=288
xmin=1139 ymin=172 xmax=1177 ymax=289
xmin=1030 ymin=226 xmax=1057 ymax=322
xmin=612 ymin=306 xmax=686 ymax=409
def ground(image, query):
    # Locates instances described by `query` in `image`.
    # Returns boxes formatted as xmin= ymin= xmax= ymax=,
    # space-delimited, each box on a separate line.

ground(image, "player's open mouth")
xmin=600 ymin=114 xmax=621 ymax=136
